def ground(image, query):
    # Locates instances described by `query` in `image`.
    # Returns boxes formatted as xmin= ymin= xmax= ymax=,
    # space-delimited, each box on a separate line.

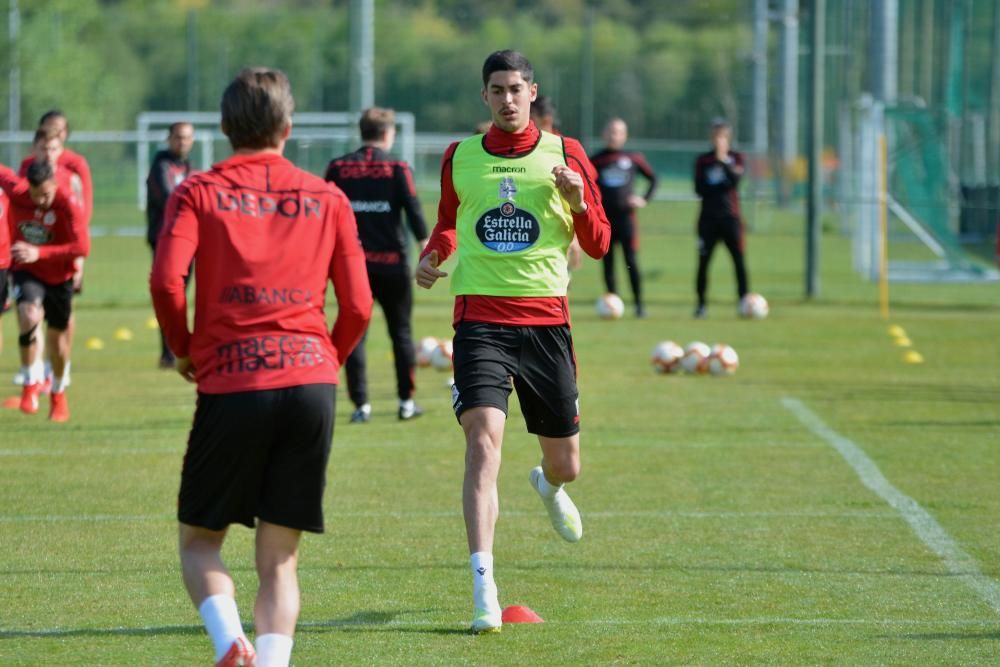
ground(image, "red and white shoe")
xmin=19 ymin=383 xmax=41 ymax=415
xmin=216 ymin=637 xmax=256 ymax=667
xmin=49 ymin=392 xmax=70 ymax=423
xmin=39 ymin=376 xmax=53 ymax=395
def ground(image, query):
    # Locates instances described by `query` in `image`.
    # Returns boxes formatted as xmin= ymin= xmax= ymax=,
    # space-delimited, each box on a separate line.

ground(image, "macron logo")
xmin=476 ymin=567 xmax=487 ymax=576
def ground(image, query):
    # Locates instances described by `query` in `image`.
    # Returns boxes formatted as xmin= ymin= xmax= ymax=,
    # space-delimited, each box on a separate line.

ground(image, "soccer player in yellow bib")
xmin=417 ymin=50 xmax=611 ymax=634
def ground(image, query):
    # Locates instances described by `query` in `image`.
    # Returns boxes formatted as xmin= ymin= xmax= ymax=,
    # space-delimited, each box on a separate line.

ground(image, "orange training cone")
xmin=501 ymin=606 xmax=544 ymax=624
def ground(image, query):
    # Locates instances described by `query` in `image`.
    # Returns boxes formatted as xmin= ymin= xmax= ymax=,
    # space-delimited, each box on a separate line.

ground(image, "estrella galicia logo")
xmin=475 ymin=203 xmax=540 ymax=253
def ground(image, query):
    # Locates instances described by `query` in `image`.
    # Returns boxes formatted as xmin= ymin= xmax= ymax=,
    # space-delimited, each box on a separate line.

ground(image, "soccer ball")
xmin=651 ymin=341 xmax=685 ymax=374
xmin=595 ymin=293 xmax=625 ymax=320
xmin=680 ymin=341 xmax=711 ymax=374
xmin=707 ymin=344 xmax=739 ymax=376
xmin=740 ymin=293 xmax=769 ymax=319
xmin=430 ymin=338 xmax=453 ymax=372
xmin=416 ymin=336 xmax=439 ymax=368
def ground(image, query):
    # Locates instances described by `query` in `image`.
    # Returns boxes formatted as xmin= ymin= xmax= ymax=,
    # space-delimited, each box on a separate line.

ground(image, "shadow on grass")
xmin=884 ymin=631 xmax=1000 ymax=641
xmin=0 ymin=609 xmax=465 ymax=640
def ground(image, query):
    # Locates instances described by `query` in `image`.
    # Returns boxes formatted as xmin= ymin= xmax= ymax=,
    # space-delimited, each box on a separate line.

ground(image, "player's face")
xmin=169 ymin=125 xmax=195 ymax=159
xmin=712 ymin=127 xmax=731 ymax=153
xmin=482 ymin=70 xmax=537 ymax=134
xmin=604 ymin=120 xmax=627 ymax=150
xmin=35 ymin=138 xmax=63 ymax=165
xmin=29 ymin=179 xmax=58 ymax=210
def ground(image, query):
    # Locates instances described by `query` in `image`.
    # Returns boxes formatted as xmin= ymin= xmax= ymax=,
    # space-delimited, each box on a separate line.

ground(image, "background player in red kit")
xmin=0 ymin=160 xmax=87 ymax=421
xmin=692 ymin=118 xmax=749 ymax=318
xmin=326 ymin=107 xmax=428 ymax=423
xmin=146 ymin=121 xmax=195 ymax=368
xmin=150 ymin=67 xmax=372 ymax=667
xmin=0 ymin=186 xmax=9 ymax=360
xmin=416 ymin=50 xmax=610 ymax=634
xmin=589 ymin=117 xmax=657 ymax=318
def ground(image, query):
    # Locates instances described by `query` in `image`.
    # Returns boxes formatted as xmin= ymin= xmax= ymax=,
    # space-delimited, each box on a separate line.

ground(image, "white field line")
xmin=782 ymin=397 xmax=1000 ymax=616
xmin=0 ymin=616 xmax=995 ymax=638
xmin=0 ymin=510 xmax=897 ymax=523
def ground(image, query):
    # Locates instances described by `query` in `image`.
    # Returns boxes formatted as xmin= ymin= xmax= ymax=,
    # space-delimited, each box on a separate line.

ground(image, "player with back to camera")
xmin=150 ymin=67 xmax=372 ymax=667
xmin=589 ymin=117 xmax=657 ymax=318
xmin=416 ymin=49 xmax=610 ymax=634
xmin=326 ymin=107 xmax=429 ymax=423
xmin=0 ymin=186 xmax=9 ymax=363
xmin=147 ymin=121 xmax=195 ymax=368
xmin=692 ymin=118 xmax=749 ymax=318
xmin=0 ymin=159 xmax=88 ymax=422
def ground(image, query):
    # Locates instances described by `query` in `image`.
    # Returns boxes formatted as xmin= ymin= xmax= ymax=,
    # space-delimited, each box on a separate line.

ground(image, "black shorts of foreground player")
xmin=149 ymin=67 xmax=371 ymax=667
xmin=416 ymin=49 xmax=610 ymax=635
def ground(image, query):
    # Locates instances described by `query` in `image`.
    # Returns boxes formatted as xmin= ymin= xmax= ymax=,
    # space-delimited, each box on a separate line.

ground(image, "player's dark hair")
xmin=39 ymin=109 xmax=69 ymax=138
xmin=32 ymin=126 xmax=60 ymax=146
xmin=482 ymin=50 xmax=534 ymax=86
xmin=26 ymin=159 xmax=55 ymax=187
xmin=221 ymin=67 xmax=295 ymax=150
xmin=531 ymin=95 xmax=556 ymax=120
xmin=168 ymin=121 xmax=194 ymax=136
xmin=359 ymin=107 xmax=395 ymax=142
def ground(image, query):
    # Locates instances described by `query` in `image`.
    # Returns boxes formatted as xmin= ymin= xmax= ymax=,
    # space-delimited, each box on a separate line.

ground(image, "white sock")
xmin=43 ymin=360 xmax=53 ymax=379
xmin=25 ymin=363 xmax=43 ymax=385
xmin=535 ymin=469 xmax=562 ymax=498
xmin=51 ymin=376 xmax=67 ymax=394
xmin=61 ymin=361 xmax=71 ymax=385
xmin=255 ymin=633 xmax=294 ymax=667
xmin=471 ymin=552 xmax=498 ymax=611
xmin=399 ymin=398 xmax=414 ymax=411
xmin=198 ymin=594 xmax=245 ymax=662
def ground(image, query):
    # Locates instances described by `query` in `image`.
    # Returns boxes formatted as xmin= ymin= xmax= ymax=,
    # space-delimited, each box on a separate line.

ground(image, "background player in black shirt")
xmin=692 ymin=118 xmax=748 ymax=318
xmin=326 ymin=107 xmax=428 ymax=422
xmin=589 ymin=118 xmax=657 ymax=317
xmin=146 ymin=121 xmax=194 ymax=367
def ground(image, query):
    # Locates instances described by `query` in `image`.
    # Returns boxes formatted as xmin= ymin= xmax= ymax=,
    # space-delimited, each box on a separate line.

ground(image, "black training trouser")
xmin=696 ymin=215 xmax=748 ymax=307
xmin=345 ymin=270 xmax=416 ymax=406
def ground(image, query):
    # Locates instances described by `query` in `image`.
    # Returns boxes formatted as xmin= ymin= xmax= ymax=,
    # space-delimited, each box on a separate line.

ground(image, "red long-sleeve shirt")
xmin=20 ymin=148 xmax=93 ymax=226
xmin=0 ymin=188 xmax=9 ymax=271
xmin=0 ymin=165 xmax=87 ymax=284
xmin=149 ymin=152 xmax=373 ymax=394
xmin=421 ymin=121 xmax=610 ymax=326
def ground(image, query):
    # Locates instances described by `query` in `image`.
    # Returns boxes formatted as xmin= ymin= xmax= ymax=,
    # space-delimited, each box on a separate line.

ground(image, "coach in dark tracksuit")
xmin=326 ymin=107 xmax=428 ymax=423
xmin=589 ymin=118 xmax=657 ymax=318
xmin=693 ymin=119 xmax=749 ymax=318
xmin=146 ymin=121 xmax=194 ymax=367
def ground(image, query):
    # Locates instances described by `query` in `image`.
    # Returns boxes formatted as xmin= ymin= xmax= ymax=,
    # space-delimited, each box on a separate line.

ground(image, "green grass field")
xmin=1 ymin=199 xmax=998 ymax=665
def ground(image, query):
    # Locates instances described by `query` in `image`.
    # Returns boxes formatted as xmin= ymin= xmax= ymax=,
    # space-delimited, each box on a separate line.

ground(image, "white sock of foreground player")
xmin=470 ymin=552 xmax=499 ymax=610
xmin=256 ymin=633 xmax=293 ymax=667
xmin=198 ymin=594 xmax=246 ymax=661
xmin=534 ymin=469 xmax=562 ymax=498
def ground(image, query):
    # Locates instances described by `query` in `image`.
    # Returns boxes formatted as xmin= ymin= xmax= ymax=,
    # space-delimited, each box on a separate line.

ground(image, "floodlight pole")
xmin=350 ymin=0 xmax=374 ymax=114
xmin=806 ymin=0 xmax=825 ymax=298
xmin=7 ymin=0 xmax=19 ymax=166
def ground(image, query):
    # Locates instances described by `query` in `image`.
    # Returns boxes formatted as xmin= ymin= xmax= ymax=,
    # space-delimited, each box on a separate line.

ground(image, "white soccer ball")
xmin=680 ymin=341 xmax=711 ymax=374
xmin=707 ymin=343 xmax=739 ymax=376
xmin=740 ymin=293 xmax=769 ymax=319
xmin=416 ymin=336 xmax=439 ymax=368
xmin=596 ymin=293 xmax=625 ymax=320
xmin=430 ymin=338 xmax=453 ymax=372
xmin=651 ymin=341 xmax=685 ymax=374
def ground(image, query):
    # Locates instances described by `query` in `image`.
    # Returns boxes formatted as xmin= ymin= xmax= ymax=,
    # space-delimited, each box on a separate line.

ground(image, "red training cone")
xmin=501 ymin=605 xmax=544 ymax=624
xmin=2 ymin=395 xmax=20 ymax=410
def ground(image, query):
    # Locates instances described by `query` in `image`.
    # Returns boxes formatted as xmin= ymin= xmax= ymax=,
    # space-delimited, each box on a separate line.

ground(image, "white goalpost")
xmin=136 ymin=111 xmax=416 ymax=211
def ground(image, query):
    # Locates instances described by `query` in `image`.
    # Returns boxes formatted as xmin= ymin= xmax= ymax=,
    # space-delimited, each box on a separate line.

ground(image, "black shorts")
xmin=0 ymin=269 xmax=9 ymax=313
xmin=178 ymin=383 xmax=336 ymax=533
xmin=452 ymin=322 xmax=580 ymax=438
xmin=12 ymin=271 xmax=74 ymax=330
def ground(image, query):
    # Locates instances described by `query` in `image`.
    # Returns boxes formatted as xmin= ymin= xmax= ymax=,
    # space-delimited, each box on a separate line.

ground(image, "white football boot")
xmin=529 ymin=466 xmax=583 ymax=542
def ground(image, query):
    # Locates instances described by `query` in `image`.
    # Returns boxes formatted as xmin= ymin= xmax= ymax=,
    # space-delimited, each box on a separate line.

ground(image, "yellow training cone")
xmin=113 ymin=327 xmax=134 ymax=342
xmin=145 ymin=317 xmax=159 ymax=330
xmin=903 ymin=350 xmax=924 ymax=364
xmin=888 ymin=325 xmax=906 ymax=338
xmin=893 ymin=337 xmax=912 ymax=347
xmin=85 ymin=337 xmax=105 ymax=351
